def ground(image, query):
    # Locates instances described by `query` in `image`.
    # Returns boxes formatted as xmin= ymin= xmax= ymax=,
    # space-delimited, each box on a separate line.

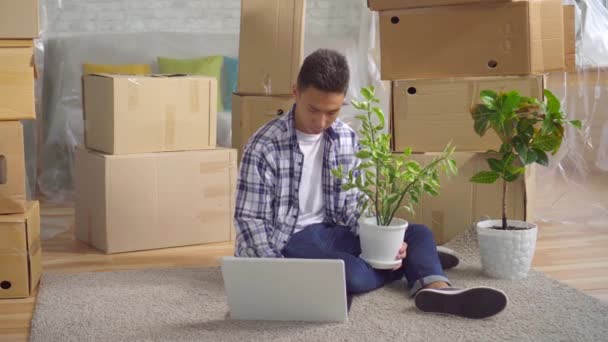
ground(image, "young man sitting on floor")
xmin=234 ymin=49 xmax=508 ymax=319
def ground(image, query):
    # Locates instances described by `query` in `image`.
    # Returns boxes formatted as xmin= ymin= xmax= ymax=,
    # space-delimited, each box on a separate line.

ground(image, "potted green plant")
xmin=332 ymin=86 xmax=457 ymax=269
xmin=470 ymin=89 xmax=582 ymax=279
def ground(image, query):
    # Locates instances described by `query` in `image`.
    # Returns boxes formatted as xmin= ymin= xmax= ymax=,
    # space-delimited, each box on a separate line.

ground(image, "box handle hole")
xmin=407 ymin=87 xmax=417 ymax=95
xmin=488 ymin=60 xmax=498 ymax=69
xmin=391 ymin=16 xmax=400 ymax=24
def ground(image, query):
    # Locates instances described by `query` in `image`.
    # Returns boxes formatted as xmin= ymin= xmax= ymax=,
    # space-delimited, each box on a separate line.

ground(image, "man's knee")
xmin=407 ymin=224 xmax=436 ymax=242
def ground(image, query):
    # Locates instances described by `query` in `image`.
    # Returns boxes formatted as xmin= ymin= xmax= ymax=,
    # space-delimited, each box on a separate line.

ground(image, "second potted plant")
xmin=332 ymin=86 xmax=457 ymax=269
xmin=470 ymin=89 xmax=581 ymax=279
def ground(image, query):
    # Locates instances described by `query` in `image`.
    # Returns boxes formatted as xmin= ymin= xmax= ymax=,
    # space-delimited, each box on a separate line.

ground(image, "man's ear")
xmin=292 ymin=84 xmax=298 ymax=99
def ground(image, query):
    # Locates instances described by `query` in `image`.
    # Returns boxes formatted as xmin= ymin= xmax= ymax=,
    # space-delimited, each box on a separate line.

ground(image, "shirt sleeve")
xmin=342 ymin=137 xmax=362 ymax=233
xmin=234 ymin=147 xmax=283 ymax=257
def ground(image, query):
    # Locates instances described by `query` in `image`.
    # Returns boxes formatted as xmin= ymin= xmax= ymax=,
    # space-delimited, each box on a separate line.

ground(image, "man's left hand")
xmin=392 ymin=242 xmax=407 ymax=271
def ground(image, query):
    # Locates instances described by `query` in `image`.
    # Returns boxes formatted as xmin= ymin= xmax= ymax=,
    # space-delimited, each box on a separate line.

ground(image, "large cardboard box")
xmin=395 ymin=153 xmax=535 ymax=245
xmin=392 ymin=75 xmax=544 ymax=152
xmin=83 ymin=74 xmax=218 ymax=155
xmin=564 ymin=4 xmax=576 ymax=73
xmin=75 ymin=147 xmax=237 ymax=254
xmin=0 ymin=0 xmax=39 ymax=39
xmin=232 ymin=94 xmax=294 ymax=159
xmin=237 ymin=0 xmax=305 ymax=95
xmin=379 ymin=0 xmax=565 ymax=80
xmin=367 ymin=0 xmax=507 ymax=10
xmin=0 ymin=122 xmax=26 ymax=214
xmin=0 ymin=201 xmax=42 ymax=299
xmin=0 ymin=40 xmax=35 ymax=121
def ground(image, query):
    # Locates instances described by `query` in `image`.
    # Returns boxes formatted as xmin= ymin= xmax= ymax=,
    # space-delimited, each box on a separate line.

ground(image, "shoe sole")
xmin=415 ymin=287 xmax=508 ymax=319
xmin=437 ymin=246 xmax=459 ymax=270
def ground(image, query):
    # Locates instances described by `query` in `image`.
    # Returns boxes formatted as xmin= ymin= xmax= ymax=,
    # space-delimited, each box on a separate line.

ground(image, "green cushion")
xmin=157 ymin=56 xmax=224 ymax=112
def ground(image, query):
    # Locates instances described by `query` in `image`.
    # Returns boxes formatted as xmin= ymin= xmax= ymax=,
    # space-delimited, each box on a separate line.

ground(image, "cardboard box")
xmin=367 ymin=0 xmax=507 ymax=10
xmin=0 ymin=0 xmax=39 ymax=39
xmin=0 ymin=201 xmax=42 ymax=299
xmin=83 ymin=74 xmax=218 ymax=155
xmin=392 ymin=75 xmax=544 ymax=152
xmin=237 ymin=0 xmax=305 ymax=95
xmin=0 ymin=122 xmax=26 ymax=214
xmin=232 ymin=94 xmax=294 ymax=159
xmin=395 ymin=153 xmax=535 ymax=245
xmin=379 ymin=0 xmax=565 ymax=80
xmin=0 ymin=40 xmax=35 ymax=121
xmin=564 ymin=4 xmax=576 ymax=72
xmin=75 ymin=147 xmax=237 ymax=254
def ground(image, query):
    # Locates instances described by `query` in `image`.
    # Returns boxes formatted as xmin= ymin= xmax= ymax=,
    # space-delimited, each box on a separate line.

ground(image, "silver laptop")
xmin=220 ymin=257 xmax=348 ymax=322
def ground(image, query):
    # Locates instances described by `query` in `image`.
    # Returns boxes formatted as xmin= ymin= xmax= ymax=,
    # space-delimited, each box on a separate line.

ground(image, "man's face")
xmin=293 ymin=86 xmax=345 ymax=134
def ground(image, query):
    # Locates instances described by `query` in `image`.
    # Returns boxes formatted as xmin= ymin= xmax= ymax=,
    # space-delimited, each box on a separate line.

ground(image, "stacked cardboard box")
xmin=368 ymin=0 xmax=568 ymax=244
xmin=232 ymin=0 xmax=305 ymax=159
xmin=0 ymin=0 xmax=41 ymax=299
xmin=77 ymin=74 xmax=237 ymax=253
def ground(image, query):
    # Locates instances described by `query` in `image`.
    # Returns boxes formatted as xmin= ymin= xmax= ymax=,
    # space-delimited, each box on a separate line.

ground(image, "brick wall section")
xmin=42 ymin=0 xmax=362 ymax=36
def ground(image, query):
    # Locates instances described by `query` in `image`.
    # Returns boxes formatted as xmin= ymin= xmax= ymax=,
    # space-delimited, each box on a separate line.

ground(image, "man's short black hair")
xmin=296 ymin=49 xmax=350 ymax=94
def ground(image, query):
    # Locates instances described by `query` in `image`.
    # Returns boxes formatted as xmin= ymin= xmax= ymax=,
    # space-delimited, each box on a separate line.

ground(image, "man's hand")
xmin=393 ymin=242 xmax=408 ymax=271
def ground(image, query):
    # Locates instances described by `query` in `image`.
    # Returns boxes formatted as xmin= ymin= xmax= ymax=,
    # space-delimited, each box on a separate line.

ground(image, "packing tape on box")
xmin=164 ymin=106 xmax=176 ymax=149
xmin=128 ymin=80 xmax=139 ymax=110
xmin=199 ymin=160 xmax=238 ymax=174
xmin=190 ymin=80 xmax=200 ymax=113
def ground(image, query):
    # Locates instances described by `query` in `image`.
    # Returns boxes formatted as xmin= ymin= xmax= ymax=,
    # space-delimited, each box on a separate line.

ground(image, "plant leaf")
xmin=569 ymin=119 xmax=582 ymax=130
xmin=361 ymin=87 xmax=374 ymax=101
xmin=355 ymin=150 xmax=372 ymax=159
xmin=544 ymin=89 xmax=561 ymax=113
xmin=487 ymin=158 xmax=503 ymax=173
xmin=534 ymin=149 xmax=549 ymax=166
xmin=480 ymin=90 xmax=498 ymax=100
xmin=470 ymin=171 xmax=500 ymax=184
xmin=532 ymin=135 xmax=560 ymax=152
xmin=372 ymin=107 xmax=385 ymax=130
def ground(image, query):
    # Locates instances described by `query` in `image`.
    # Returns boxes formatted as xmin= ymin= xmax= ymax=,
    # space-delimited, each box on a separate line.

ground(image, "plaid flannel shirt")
xmin=234 ymin=105 xmax=361 ymax=257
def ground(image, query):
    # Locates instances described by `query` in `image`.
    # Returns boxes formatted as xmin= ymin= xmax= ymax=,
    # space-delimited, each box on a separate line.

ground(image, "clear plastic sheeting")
xmin=34 ymin=29 xmax=368 ymax=201
xmin=32 ymin=0 xmax=608 ymax=231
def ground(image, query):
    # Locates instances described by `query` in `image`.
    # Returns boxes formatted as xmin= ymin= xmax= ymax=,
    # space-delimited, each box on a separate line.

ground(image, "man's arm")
xmin=342 ymin=137 xmax=362 ymax=231
xmin=234 ymin=148 xmax=282 ymax=257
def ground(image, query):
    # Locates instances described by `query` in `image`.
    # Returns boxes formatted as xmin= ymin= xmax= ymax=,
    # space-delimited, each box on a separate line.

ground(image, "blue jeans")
xmin=282 ymin=223 xmax=450 ymax=296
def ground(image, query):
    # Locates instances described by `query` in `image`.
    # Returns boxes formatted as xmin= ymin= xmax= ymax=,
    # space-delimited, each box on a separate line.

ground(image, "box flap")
xmin=0 ymin=40 xmax=34 ymax=48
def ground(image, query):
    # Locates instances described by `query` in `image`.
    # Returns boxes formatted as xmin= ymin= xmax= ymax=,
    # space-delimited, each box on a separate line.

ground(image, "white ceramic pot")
xmin=358 ymin=217 xmax=408 ymax=270
xmin=477 ymin=219 xmax=538 ymax=279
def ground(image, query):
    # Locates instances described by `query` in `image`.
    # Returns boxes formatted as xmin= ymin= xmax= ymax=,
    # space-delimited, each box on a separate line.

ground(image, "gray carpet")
xmin=31 ymin=230 xmax=608 ymax=342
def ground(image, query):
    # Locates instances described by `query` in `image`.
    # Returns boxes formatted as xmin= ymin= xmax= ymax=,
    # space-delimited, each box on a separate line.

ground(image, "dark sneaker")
xmin=414 ymin=286 xmax=508 ymax=319
xmin=437 ymin=246 xmax=460 ymax=270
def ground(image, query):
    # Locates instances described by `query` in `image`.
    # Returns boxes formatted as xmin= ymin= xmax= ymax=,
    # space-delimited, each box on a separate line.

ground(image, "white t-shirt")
xmin=294 ymin=129 xmax=326 ymax=233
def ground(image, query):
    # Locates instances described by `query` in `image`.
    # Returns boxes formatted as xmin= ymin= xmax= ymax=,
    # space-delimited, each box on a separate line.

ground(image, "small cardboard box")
xmin=391 ymin=75 xmax=544 ymax=152
xmin=0 ymin=201 xmax=42 ymax=299
xmin=367 ymin=0 xmax=507 ymax=11
xmin=0 ymin=0 xmax=39 ymax=39
xmin=0 ymin=40 xmax=35 ymax=121
xmin=83 ymin=74 xmax=218 ymax=155
xmin=395 ymin=152 xmax=535 ymax=245
xmin=232 ymin=94 xmax=294 ymax=159
xmin=0 ymin=122 xmax=26 ymax=214
xmin=75 ymin=147 xmax=237 ymax=254
xmin=563 ymin=4 xmax=576 ymax=72
xmin=379 ymin=0 xmax=565 ymax=80
xmin=237 ymin=0 xmax=305 ymax=95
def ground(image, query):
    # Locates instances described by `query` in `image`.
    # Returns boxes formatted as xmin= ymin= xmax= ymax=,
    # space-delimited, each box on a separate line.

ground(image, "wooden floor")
xmin=2 ymin=187 xmax=608 ymax=341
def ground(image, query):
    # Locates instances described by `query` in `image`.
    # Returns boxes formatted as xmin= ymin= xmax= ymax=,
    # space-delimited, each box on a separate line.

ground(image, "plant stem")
xmin=386 ymin=156 xmax=446 ymax=226
xmin=367 ymin=108 xmax=381 ymax=226
xmin=502 ymin=177 xmax=508 ymax=230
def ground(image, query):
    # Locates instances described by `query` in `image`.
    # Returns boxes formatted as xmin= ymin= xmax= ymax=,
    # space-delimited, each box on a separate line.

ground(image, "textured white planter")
xmin=477 ymin=219 xmax=538 ymax=279
xmin=359 ymin=217 xmax=408 ymax=269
